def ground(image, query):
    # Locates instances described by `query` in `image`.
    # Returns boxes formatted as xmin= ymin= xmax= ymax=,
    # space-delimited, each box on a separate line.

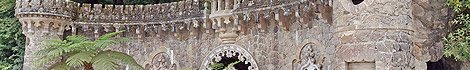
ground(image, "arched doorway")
xmin=200 ymin=44 xmax=259 ymax=70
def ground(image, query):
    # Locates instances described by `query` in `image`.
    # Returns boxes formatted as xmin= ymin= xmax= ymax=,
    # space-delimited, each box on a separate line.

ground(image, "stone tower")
xmin=333 ymin=0 xmax=447 ymax=70
xmin=14 ymin=0 xmax=75 ymax=69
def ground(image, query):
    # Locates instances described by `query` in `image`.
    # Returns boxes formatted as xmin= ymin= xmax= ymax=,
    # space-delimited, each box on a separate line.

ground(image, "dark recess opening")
xmin=216 ymin=53 xmax=251 ymax=70
xmin=352 ymin=0 xmax=363 ymax=5
xmin=427 ymin=57 xmax=462 ymax=70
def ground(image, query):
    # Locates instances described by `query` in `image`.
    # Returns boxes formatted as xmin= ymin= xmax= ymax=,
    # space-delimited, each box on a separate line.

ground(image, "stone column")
xmin=217 ymin=0 xmax=222 ymax=11
xmin=211 ymin=0 xmax=216 ymax=13
xmin=225 ymin=0 xmax=232 ymax=10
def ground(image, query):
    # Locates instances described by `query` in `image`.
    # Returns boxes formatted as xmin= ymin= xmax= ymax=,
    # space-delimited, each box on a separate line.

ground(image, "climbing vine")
xmin=444 ymin=0 xmax=470 ymax=61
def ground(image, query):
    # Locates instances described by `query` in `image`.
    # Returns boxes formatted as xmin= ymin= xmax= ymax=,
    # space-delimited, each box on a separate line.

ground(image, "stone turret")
xmin=15 ymin=0 xmax=75 ymax=69
xmin=332 ymin=0 xmax=446 ymax=70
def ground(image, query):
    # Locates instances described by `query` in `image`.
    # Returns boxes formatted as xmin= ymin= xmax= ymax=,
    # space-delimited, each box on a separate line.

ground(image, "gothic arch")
xmin=145 ymin=48 xmax=179 ymax=70
xmin=200 ymin=44 xmax=259 ymax=70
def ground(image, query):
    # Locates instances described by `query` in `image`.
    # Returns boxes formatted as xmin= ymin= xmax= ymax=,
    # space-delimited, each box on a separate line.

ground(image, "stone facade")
xmin=15 ymin=0 xmax=451 ymax=70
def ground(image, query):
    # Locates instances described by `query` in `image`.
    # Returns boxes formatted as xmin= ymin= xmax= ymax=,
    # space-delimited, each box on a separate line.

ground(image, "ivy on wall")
xmin=0 ymin=0 xmax=26 ymax=69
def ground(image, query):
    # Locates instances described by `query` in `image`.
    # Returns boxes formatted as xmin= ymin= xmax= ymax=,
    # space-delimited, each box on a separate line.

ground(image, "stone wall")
xmin=15 ymin=0 xmax=453 ymax=70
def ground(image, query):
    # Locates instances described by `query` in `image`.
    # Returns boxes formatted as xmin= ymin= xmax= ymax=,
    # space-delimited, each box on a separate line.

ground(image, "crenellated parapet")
xmin=15 ymin=0 xmax=76 ymax=19
xmin=77 ymin=0 xmax=203 ymax=22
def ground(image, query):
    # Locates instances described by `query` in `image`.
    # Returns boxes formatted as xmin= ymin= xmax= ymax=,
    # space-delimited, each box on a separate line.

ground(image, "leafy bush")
xmin=444 ymin=0 xmax=470 ymax=61
xmin=0 ymin=0 xmax=26 ymax=69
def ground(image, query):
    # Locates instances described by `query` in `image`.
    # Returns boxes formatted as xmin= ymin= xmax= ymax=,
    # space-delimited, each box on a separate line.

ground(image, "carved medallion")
xmin=145 ymin=49 xmax=178 ymax=70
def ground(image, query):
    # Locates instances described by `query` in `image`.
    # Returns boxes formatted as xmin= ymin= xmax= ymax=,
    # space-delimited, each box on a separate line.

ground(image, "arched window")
xmin=201 ymin=44 xmax=259 ymax=70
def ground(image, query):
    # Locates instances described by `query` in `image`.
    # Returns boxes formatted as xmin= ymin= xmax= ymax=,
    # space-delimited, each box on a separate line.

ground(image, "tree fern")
xmin=47 ymin=62 xmax=70 ymax=70
xmin=66 ymin=35 xmax=89 ymax=43
xmin=33 ymin=30 xmax=142 ymax=70
xmin=33 ymin=47 xmax=57 ymax=55
xmin=39 ymin=43 xmax=66 ymax=48
xmin=40 ymin=39 xmax=65 ymax=44
xmin=66 ymin=51 xmax=94 ymax=67
xmin=99 ymin=50 xmax=143 ymax=70
xmin=32 ymin=55 xmax=60 ymax=69
xmin=98 ymin=30 xmax=125 ymax=40
xmin=114 ymin=37 xmax=133 ymax=43
xmin=92 ymin=51 xmax=118 ymax=70
xmin=94 ymin=40 xmax=117 ymax=48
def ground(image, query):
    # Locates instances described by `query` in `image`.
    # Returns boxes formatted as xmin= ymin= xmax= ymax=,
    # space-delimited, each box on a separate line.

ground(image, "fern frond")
xmin=103 ymin=51 xmax=144 ymax=70
xmin=92 ymin=51 xmax=118 ymax=70
xmin=47 ymin=62 xmax=70 ymax=70
xmin=34 ymin=47 xmax=57 ymax=56
xmin=39 ymin=43 xmax=65 ymax=48
xmin=94 ymin=40 xmax=117 ymax=48
xmin=114 ymin=37 xmax=134 ymax=44
xmin=66 ymin=51 xmax=95 ymax=67
xmin=40 ymin=39 xmax=64 ymax=43
xmin=31 ymin=55 xmax=60 ymax=69
xmin=66 ymin=35 xmax=89 ymax=43
xmin=46 ymin=47 xmax=71 ymax=58
xmin=98 ymin=30 xmax=125 ymax=40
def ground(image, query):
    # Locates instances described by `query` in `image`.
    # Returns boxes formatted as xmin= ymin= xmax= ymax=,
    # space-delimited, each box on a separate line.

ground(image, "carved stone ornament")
xmin=200 ymin=44 xmax=259 ymax=70
xmin=300 ymin=43 xmax=325 ymax=70
xmin=145 ymin=48 xmax=178 ymax=70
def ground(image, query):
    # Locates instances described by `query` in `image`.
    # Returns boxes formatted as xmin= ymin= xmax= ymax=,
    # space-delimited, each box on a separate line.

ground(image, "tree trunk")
xmin=84 ymin=62 xmax=94 ymax=70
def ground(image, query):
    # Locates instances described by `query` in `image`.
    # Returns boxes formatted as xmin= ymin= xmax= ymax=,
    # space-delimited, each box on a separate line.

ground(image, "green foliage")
xmin=447 ymin=0 xmax=470 ymax=13
xmin=209 ymin=63 xmax=224 ymax=70
xmin=33 ymin=31 xmax=143 ymax=70
xmin=209 ymin=59 xmax=245 ymax=70
xmin=0 ymin=0 xmax=26 ymax=69
xmin=444 ymin=0 xmax=470 ymax=61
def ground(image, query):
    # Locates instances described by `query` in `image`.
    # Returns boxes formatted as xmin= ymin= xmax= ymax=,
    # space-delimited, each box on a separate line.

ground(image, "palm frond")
xmin=47 ymin=62 xmax=70 ymax=70
xmin=114 ymin=37 xmax=134 ymax=44
xmin=92 ymin=51 xmax=118 ymax=70
xmin=66 ymin=51 xmax=95 ymax=67
xmin=40 ymin=39 xmax=65 ymax=43
xmin=39 ymin=43 xmax=65 ymax=48
xmin=94 ymin=40 xmax=117 ymax=48
xmin=103 ymin=51 xmax=144 ymax=70
xmin=46 ymin=47 xmax=71 ymax=58
xmin=33 ymin=47 xmax=57 ymax=56
xmin=98 ymin=30 xmax=125 ymax=40
xmin=31 ymin=55 xmax=60 ymax=69
xmin=66 ymin=35 xmax=89 ymax=43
